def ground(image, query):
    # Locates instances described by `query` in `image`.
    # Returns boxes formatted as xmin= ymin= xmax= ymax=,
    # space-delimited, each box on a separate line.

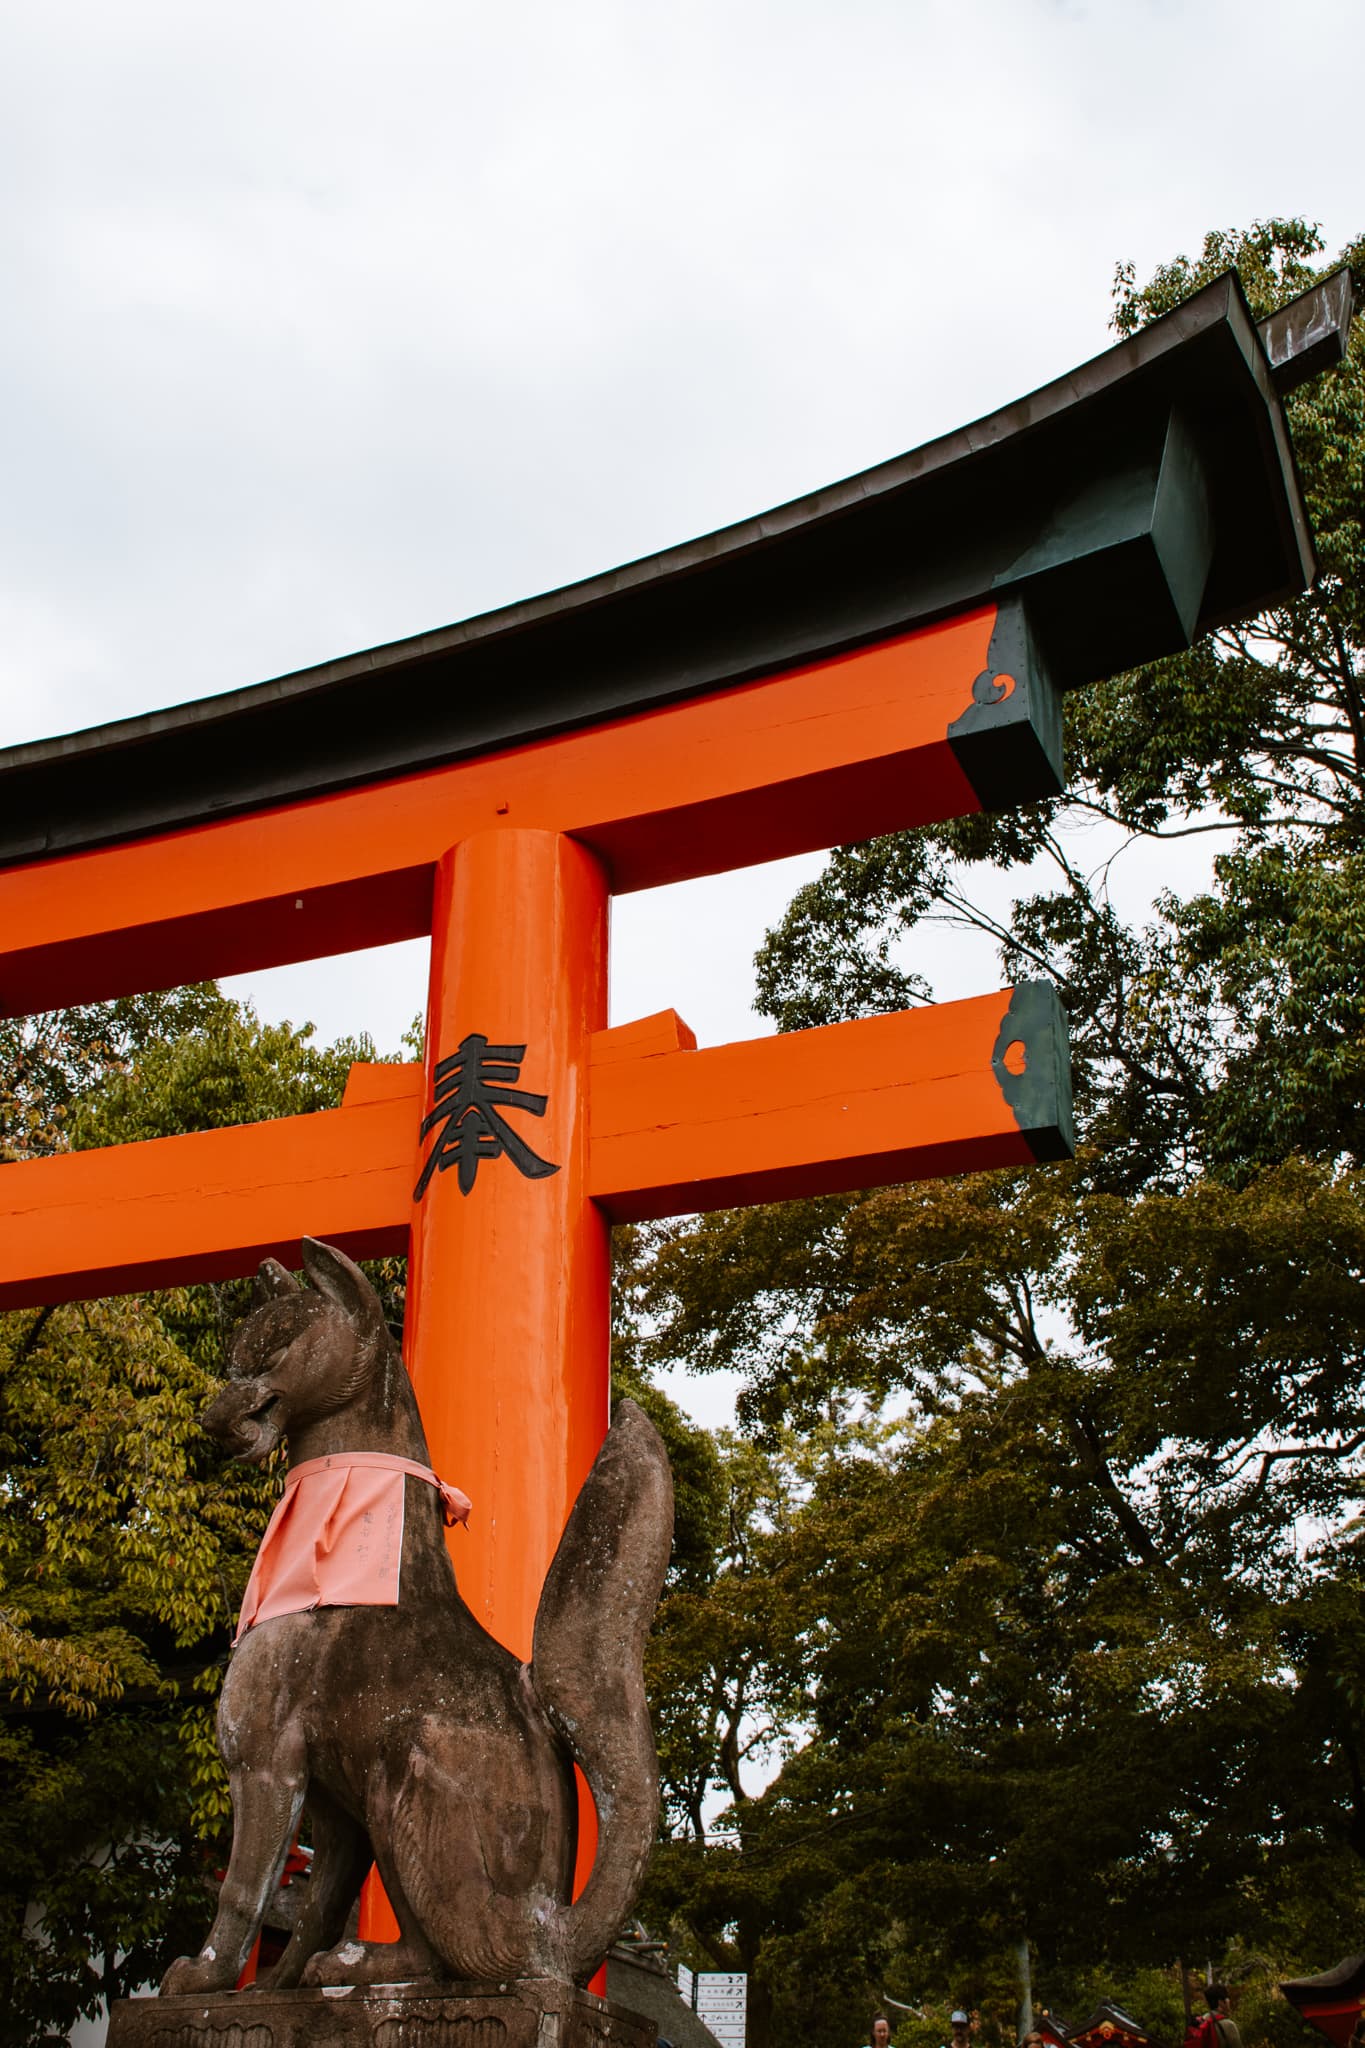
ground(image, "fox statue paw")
xmin=160 ymin=1950 xmax=237 ymax=1996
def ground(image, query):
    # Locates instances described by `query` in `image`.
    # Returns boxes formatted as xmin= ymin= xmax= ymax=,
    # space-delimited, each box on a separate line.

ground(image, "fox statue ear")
xmin=253 ymin=1258 xmax=301 ymax=1308
xmin=301 ymin=1238 xmax=382 ymax=1330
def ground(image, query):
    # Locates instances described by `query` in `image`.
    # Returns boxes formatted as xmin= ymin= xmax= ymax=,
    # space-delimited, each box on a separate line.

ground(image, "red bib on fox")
xmin=235 ymin=1452 xmax=471 ymax=1643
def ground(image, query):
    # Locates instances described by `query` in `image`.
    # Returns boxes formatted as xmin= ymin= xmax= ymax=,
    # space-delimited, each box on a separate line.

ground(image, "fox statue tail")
xmin=530 ymin=1397 xmax=674 ymax=1985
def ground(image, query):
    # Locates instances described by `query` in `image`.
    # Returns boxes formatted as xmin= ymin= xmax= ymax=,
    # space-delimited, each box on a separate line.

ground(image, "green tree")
xmin=636 ymin=221 xmax=1365 ymax=2044
xmin=0 ymin=988 xmax=387 ymax=2042
xmin=758 ymin=220 xmax=1365 ymax=1193
xmin=0 ymin=986 xmax=227 ymax=1163
xmin=637 ymin=1164 xmax=1365 ymax=2042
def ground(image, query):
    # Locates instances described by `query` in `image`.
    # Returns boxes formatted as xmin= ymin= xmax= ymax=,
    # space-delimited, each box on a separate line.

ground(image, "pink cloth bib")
xmin=234 ymin=1452 xmax=472 ymax=1643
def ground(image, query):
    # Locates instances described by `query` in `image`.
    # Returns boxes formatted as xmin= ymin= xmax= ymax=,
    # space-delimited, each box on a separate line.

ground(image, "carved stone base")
xmin=108 ymin=1979 xmax=657 ymax=2048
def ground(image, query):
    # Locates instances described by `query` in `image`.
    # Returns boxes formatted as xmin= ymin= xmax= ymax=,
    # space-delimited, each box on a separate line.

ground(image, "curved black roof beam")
xmin=0 ymin=266 xmax=1351 ymax=866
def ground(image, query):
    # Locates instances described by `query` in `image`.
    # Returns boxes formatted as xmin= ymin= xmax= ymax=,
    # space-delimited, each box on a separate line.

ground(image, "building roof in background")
xmin=607 ymin=1941 xmax=725 ymax=2048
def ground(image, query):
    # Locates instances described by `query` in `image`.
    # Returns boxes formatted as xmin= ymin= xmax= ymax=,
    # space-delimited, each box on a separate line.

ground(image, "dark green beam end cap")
xmin=947 ymin=599 xmax=1064 ymax=812
xmin=992 ymin=981 xmax=1076 ymax=1162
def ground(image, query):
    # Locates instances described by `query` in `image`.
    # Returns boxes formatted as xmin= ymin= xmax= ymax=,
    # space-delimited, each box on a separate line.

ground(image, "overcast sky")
xmin=2 ymin=0 xmax=1360 ymax=1063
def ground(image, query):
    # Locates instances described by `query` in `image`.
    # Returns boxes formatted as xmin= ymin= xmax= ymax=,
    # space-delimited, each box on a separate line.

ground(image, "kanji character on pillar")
xmin=415 ymin=1033 xmax=561 ymax=1198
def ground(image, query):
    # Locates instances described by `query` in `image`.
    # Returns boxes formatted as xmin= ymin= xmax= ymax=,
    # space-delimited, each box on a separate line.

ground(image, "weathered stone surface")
xmin=606 ymin=1946 xmax=722 ymax=2048
xmin=161 ymin=1241 xmax=674 ymax=1995
xmin=111 ymin=1978 xmax=656 ymax=2048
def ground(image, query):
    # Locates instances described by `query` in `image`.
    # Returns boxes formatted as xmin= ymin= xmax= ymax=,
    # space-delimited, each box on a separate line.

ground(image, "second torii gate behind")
xmin=0 ymin=270 xmax=1350 ymax=1940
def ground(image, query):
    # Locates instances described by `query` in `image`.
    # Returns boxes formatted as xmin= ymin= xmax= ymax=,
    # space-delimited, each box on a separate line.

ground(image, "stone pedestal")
xmin=108 ymin=1978 xmax=656 ymax=2048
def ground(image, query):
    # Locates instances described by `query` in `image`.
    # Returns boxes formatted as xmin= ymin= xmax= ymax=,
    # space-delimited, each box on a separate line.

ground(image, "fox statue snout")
xmin=199 ymin=1377 xmax=286 ymax=1463
xmin=161 ymin=1238 xmax=673 ymax=1997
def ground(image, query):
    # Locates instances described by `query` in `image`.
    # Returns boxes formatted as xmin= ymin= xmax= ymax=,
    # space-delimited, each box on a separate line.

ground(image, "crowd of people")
xmin=869 ymin=2006 xmax=974 ymax=2048
xmin=866 ymin=1981 xmax=1245 ymax=2048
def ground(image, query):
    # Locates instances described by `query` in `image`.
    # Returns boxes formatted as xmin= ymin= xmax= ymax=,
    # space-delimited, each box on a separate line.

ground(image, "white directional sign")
xmin=695 ymin=1971 xmax=747 ymax=2048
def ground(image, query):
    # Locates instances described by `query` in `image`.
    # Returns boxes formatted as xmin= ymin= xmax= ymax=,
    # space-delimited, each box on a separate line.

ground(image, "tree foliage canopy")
xmin=0 ymin=989 xmax=382 ymax=2040
xmin=632 ymin=220 xmax=1365 ymax=2047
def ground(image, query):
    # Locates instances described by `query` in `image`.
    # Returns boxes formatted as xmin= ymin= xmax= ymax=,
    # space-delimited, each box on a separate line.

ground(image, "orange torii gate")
xmin=0 ymin=270 xmax=1351 ymax=1941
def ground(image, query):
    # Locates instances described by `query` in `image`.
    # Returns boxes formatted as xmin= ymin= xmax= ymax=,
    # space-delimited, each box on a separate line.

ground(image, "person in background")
xmin=871 ymin=2017 xmax=894 ymax=2048
xmin=1187 ymin=1985 xmax=1243 ymax=2048
xmin=943 ymin=2009 xmax=972 ymax=2048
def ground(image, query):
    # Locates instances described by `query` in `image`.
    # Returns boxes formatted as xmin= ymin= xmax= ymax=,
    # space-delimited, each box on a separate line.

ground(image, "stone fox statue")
xmin=161 ymin=1239 xmax=674 ymax=1994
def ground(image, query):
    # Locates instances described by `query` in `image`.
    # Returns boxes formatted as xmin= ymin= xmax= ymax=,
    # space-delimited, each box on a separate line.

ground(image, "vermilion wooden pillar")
xmin=361 ymin=828 xmax=610 ymax=1953
xmin=409 ymin=829 xmax=610 ymax=1650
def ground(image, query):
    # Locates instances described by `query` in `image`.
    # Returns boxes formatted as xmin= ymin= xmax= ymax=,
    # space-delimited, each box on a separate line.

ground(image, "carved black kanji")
xmin=414 ymin=1034 xmax=561 ymax=1199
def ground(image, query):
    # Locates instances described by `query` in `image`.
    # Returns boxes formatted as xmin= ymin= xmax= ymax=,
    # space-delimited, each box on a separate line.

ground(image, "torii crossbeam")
xmin=0 ymin=270 xmax=1352 ymax=1938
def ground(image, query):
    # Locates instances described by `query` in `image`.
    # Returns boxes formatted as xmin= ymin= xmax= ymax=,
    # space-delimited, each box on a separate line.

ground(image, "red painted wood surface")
xmin=1283 ymin=1999 xmax=1363 ymax=2048
xmin=0 ymin=991 xmax=1049 ymax=1309
xmin=0 ymin=607 xmax=996 ymax=1016
xmin=360 ymin=828 xmax=610 ymax=1950
xmin=0 ymin=1085 xmax=414 ymax=1308
xmin=589 ymin=991 xmax=1039 ymax=1220
xmin=404 ymin=830 xmax=611 ymax=1662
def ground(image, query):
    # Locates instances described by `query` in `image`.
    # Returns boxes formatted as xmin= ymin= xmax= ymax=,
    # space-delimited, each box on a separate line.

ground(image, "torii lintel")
xmin=0 ymin=985 xmax=1071 ymax=1309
